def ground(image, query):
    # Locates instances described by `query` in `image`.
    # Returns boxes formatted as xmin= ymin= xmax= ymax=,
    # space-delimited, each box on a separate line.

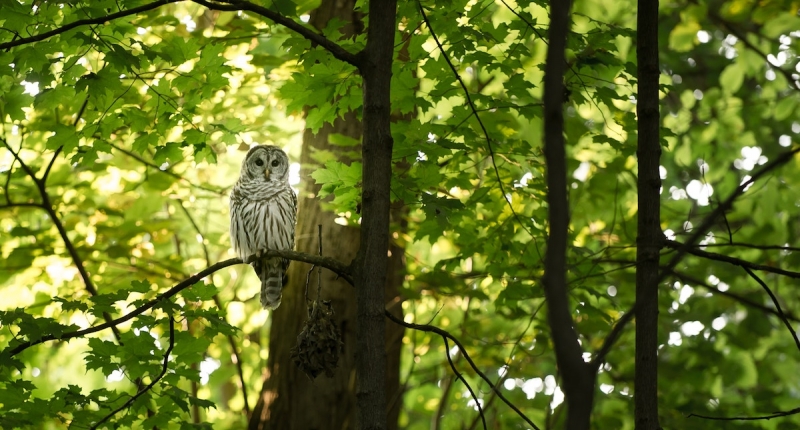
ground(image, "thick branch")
xmin=3 ymin=250 xmax=352 ymax=357
xmin=0 ymin=0 xmax=179 ymax=50
xmin=190 ymin=0 xmax=360 ymax=66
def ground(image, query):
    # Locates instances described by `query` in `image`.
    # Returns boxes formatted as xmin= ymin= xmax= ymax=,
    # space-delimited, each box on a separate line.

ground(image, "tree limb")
xmin=0 ymin=0 xmax=181 ymax=50
xmin=661 ymin=146 xmax=800 ymax=279
xmin=383 ymin=311 xmax=540 ymax=430
xmin=3 ymin=250 xmax=352 ymax=357
xmin=665 ymin=240 xmax=800 ymax=279
xmin=189 ymin=0 xmax=361 ymax=66
xmin=0 ymin=0 xmax=360 ymax=67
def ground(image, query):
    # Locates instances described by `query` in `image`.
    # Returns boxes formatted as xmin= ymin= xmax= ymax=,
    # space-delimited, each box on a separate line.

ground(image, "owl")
xmin=230 ymin=145 xmax=297 ymax=310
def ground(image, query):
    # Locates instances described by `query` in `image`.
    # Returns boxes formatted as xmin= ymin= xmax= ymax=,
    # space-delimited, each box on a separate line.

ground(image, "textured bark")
xmin=634 ymin=0 xmax=662 ymax=427
xmin=248 ymin=2 xmax=403 ymax=429
xmin=352 ymin=0 xmax=398 ymax=428
xmin=541 ymin=0 xmax=595 ymax=429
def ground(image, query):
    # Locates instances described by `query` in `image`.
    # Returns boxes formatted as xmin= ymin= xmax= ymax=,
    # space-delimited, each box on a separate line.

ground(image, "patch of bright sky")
xmin=668 ymin=332 xmax=682 ymax=346
xmin=289 ymin=162 xmax=301 ymax=186
xmin=466 ymin=397 xmax=484 ymax=411
xmin=106 ymin=368 xmax=126 ymax=382
xmin=200 ymin=357 xmax=221 ymax=385
xmin=681 ymin=321 xmax=705 ymax=336
xmin=573 ymin=161 xmax=591 ymax=182
xmin=685 ymin=180 xmax=713 ymax=206
xmin=678 ymin=284 xmax=694 ymax=304
xmin=21 ymin=80 xmax=39 ymax=96
xmin=515 ymin=172 xmax=533 ymax=188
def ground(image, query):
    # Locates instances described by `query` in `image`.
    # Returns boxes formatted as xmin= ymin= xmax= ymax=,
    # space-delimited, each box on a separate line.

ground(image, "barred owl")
xmin=230 ymin=145 xmax=297 ymax=310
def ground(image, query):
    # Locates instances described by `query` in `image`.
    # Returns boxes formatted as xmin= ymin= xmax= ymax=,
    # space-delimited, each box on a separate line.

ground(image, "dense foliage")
xmin=1 ymin=0 xmax=800 ymax=428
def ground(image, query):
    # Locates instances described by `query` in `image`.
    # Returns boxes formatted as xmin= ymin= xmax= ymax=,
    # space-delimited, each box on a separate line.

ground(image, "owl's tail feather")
xmin=253 ymin=259 xmax=283 ymax=310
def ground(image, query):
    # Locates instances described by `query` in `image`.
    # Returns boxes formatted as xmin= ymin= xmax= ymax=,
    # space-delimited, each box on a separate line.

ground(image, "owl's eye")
xmin=255 ymin=159 xmax=264 ymax=167
xmin=271 ymin=159 xmax=280 ymax=167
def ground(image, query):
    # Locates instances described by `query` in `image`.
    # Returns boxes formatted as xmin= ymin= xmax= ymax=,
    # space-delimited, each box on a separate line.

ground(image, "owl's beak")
xmin=264 ymin=169 xmax=271 ymax=180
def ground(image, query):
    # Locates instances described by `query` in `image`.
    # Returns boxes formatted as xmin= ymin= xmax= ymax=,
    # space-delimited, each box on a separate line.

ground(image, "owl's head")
xmin=240 ymin=145 xmax=290 ymax=183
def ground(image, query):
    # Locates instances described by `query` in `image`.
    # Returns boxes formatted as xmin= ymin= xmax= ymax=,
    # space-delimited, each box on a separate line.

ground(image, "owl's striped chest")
xmin=230 ymin=186 xmax=296 ymax=259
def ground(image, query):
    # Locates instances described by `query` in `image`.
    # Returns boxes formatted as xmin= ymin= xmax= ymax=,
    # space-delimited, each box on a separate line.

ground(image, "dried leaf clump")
xmin=290 ymin=300 xmax=343 ymax=379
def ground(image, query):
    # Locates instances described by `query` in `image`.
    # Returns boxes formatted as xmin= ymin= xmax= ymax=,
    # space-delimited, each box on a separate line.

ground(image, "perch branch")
xmin=3 ymin=250 xmax=352 ymax=357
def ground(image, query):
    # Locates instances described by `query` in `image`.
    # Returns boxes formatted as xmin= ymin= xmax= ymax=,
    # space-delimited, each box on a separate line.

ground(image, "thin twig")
xmin=1 ymin=138 xmax=123 ymax=341
xmin=665 ymin=240 xmax=800 ymax=279
xmin=416 ymin=1 xmax=538 ymax=250
xmin=110 ymin=142 xmax=228 ymax=195
xmin=43 ymin=97 xmax=89 ymax=183
xmin=384 ymin=310 xmax=540 ymax=430
xmin=443 ymin=337 xmax=486 ymax=430
xmin=212 ymin=295 xmax=251 ymax=416
xmin=90 ymin=317 xmax=176 ymax=430
xmin=689 ymin=408 xmax=800 ymax=421
xmin=741 ymin=266 xmax=800 ymax=353
xmin=661 ymin=146 xmax=800 ymax=280
xmin=669 ymin=270 xmax=800 ymax=323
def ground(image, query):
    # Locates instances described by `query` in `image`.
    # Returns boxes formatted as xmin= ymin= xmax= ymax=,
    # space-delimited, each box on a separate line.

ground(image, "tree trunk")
xmin=353 ymin=1 xmax=397 ymax=429
xmin=248 ymin=2 xmax=403 ymax=428
xmin=542 ymin=0 xmax=595 ymax=428
xmin=634 ymin=0 xmax=662 ymax=427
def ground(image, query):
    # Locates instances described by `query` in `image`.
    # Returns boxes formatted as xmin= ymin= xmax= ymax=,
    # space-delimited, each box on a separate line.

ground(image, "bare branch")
xmin=0 ymin=0 xmax=359 ymax=67
xmin=670 ymin=270 xmax=800 ymax=323
xmin=665 ymin=240 xmax=800 ymax=279
xmin=661 ymin=146 xmax=800 ymax=279
xmin=110 ymin=142 xmax=228 ymax=195
xmin=741 ymin=266 xmax=800 ymax=353
xmin=689 ymin=408 xmax=800 ymax=421
xmin=416 ymin=1 xmax=538 ymax=248
xmin=3 ymin=250 xmax=352 ymax=357
xmin=190 ymin=0 xmax=361 ymax=66
xmin=443 ymin=337 xmax=486 ymax=430
xmin=384 ymin=310 xmax=540 ymax=430
xmin=43 ymin=98 xmax=88 ymax=184
xmin=0 ymin=0 xmax=180 ymax=50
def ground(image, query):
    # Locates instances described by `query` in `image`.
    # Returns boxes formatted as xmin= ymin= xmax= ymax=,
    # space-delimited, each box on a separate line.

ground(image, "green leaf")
xmin=719 ymin=63 xmax=744 ymax=94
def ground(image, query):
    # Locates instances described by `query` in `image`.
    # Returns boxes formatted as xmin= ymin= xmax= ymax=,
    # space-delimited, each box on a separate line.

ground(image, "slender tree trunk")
xmin=249 ymin=2 xmax=403 ymax=429
xmin=353 ymin=1 xmax=397 ymax=428
xmin=542 ymin=0 xmax=595 ymax=428
xmin=634 ymin=0 xmax=662 ymax=427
